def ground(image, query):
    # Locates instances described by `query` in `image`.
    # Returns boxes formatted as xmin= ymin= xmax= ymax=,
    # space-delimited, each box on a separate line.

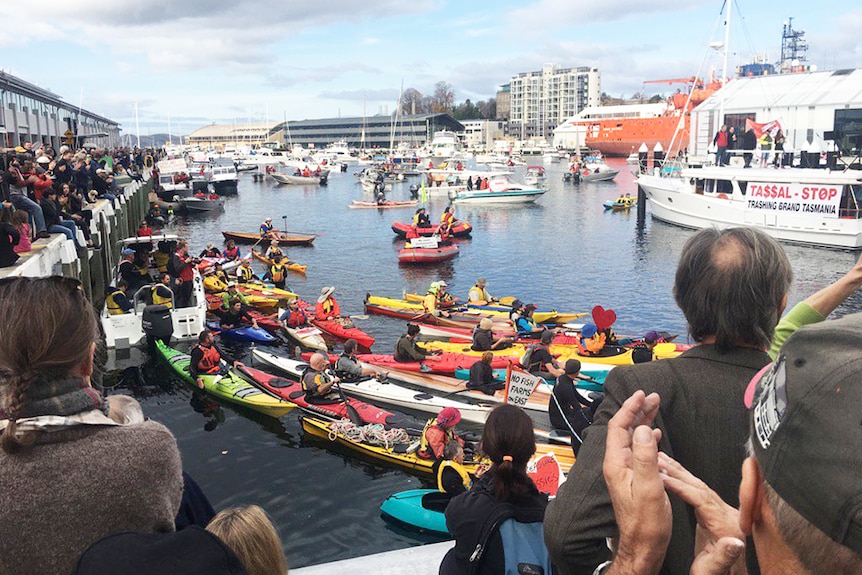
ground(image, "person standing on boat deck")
xmin=712 ymin=124 xmax=728 ymax=166
xmin=742 ymin=127 xmax=757 ymax=168
xmin=773 ymin=129 xmax=786 ymax=167
xmin=759 ymin=130 xmax=773 ymax=167
xmin=170 ymin=240 xmax=195 ymax=308
xmin=727 ymin=126 xmax=738 ymax=163
xmin=118 ymin=247 xmax=150 ymax=292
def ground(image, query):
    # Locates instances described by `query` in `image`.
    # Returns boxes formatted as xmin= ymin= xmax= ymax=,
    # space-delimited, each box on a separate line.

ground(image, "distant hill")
xmin=119 ymin=133 xmax=186 ymax=148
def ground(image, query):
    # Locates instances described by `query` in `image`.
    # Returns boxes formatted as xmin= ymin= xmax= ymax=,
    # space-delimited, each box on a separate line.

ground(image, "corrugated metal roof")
xmin=696 ymin=69 xmax=862 ymax=111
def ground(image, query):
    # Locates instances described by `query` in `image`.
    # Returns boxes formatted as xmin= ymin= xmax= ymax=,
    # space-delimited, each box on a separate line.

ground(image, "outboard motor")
xmin=409 ymin=184 xmax=420 ymax=199
xmin=142 ymin=304 xmax=173 ymax=351
xmin=319 ymin=173 xmax=329 ymax=185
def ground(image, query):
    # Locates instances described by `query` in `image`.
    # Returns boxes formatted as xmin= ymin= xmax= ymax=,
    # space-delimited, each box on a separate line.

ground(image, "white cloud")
xmin=507 ymin=0 xmax=713 ymax=31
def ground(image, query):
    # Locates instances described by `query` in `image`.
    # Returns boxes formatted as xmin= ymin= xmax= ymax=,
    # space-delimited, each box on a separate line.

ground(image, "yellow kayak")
xmin=251 ymin=250 xmax=308 ymax=274
xmin=402 ymin=292 xmax=573 ymax=324
xmin=236 ymin=282 xmax=297 ymax=300
xmin=421 ymin=341 xmax=681 ymax=366
xmin=369 ymin=294 xmax=541 ymax=323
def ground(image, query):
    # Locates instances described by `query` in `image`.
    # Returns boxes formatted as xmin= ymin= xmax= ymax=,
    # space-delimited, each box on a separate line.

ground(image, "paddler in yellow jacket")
xmin=423 ymin=281 xmax=453 ymax=317
xmin=467 ymin=277 xmax=497 ymax=305
xmin=264 ymin=239 xmax=284 ymax=261
xmin=432 ymin=440 xmax=472 ymax=496
xmin=203 ymin=267 xmax=228 ymax=294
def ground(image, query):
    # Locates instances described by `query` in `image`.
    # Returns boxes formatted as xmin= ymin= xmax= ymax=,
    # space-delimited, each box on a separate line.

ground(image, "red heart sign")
xmin=592 ymin=306 xmax=617 ymax=331
xmin=527 ymin=453 xmax=563 ymax=496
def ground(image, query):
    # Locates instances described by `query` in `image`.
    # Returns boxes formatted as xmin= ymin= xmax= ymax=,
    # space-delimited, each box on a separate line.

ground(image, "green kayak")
xmin=155 ymin=340 xmax=294 ymax=418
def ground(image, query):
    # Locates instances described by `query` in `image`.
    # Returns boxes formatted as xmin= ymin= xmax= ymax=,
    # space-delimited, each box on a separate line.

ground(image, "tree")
xmin=400 ymin=88 xmax=426 ymax=115
xmin=430 ymin=81 xmax=455 ymax=113
xmin=476 ymin=98 xmax=496 ymax=120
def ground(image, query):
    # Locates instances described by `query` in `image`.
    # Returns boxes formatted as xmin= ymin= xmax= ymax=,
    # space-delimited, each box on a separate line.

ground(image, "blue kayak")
xmin=380 ymin=489 xmax=451 ymax=536
xmin=206 ymin=321 xmax=277 ymax=344
xmin=452 ymin=368 xmax=606 ymax=391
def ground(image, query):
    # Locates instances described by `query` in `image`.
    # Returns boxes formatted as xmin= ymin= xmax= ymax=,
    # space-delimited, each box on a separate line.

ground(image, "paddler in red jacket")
xmin=189 ymin=329 xmax=243 ymax=389
xmin=418 ymin=407 xmax=465 ymax=460
xmin=315 ymin=286 xmax=341 ymax=320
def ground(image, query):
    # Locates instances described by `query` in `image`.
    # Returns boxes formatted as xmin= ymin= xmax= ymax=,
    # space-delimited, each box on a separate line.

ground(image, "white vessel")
xmin=449 ymin=177 xmax=547 ymax=205
xmin=425 ymin=130 xmax=462 ymax=160
xmin=638 ymin=166 xmax=862 ymax=249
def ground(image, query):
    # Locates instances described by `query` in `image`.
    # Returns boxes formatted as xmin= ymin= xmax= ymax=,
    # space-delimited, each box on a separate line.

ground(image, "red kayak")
xmin=247 ymin=310 xmax=282 ymax=334
xmin=304 ymin=351 xmax=516 ymax=376
xmin=391 ymin=221 xmax=473 ymax=238
xmin=398 ymin=243 xmax=459 ymax=264
xmin=238 ymin=366 xmax=397 ymax=425
xmin=312 ymin=318 xmax=375 ymax=351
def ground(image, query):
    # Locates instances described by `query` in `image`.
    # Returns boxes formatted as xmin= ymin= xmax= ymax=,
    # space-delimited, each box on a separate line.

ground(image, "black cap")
xmin=747 ymin=312 xmax=862 ymax=554
xmin=407 ymin=323 xmax=420 ymax=336
xmin=540 ymin=330 xmax=554 ymax=344
xmin=511 ymin=299 xmax=523 ymax=310
xmin=564 ymin=359 xmax=581 ymax=375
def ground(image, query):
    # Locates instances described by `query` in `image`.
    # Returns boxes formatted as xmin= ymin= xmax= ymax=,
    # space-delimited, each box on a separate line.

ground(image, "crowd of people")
xmin=713 ymin=124 xmax=789 ymax=168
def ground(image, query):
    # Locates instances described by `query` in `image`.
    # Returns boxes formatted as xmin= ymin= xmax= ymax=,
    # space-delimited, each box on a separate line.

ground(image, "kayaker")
xmin=413 ymin=207 xmax=431 ymax=228
xmin=315 ymin=286 xmax=341 ymax=320
xmin=259 ymin=217 xmax=276 ymax=239
xmin=263 ymin=255 xmax=288 ymax=290
xmin=220 ymin=299 xmax=259 ymax=330
xmin=417 ymin=406 xmax=464 ymax=460
xmin=631 ymin=330 xmax=659 ymax=364
xmin=301 ymin=352 xmax=342 ymax=404
xmin=279 ymin=297 xmax=309 ymax=328
xmin=190 ymin=329 xmax=243 ymax=389
xmin=264 ymin=239 xmax=283 ymax=261
xmin=223 ymin=239 xmax=241 ymax=261
xmin=441 ymin=405 xmax=551 ymax=574
xmin=472 ymin=318 xmax=514 ymax=351
xmin=468 ymin=277 xmax=497 ymax=305
xmin=516 ymin=304 xmax=544 ymax=339
xmin=202 ymin=268 xmax=228 ymax=294
xmin=221 ymin=282 xmax=249 ymax=310
xmin=335 ymin=338 xmax=384 ymax=381
xmin=509 ymin=299 xmax=523 ymax=324
xmin=105 ymin=280 xmax=133 ymax=315
xmin=198 ymin=243 xmax=222 ymax=258
xmin=213 ymin=262 xmax=229 ymax=286
xmin=394 ymin=323 xmax=440 ymax=364
xmin=151 ymin=273 xmax=175 ymax=309
xmin=549 ymin=359 xmax=597 ymax=456
xmin=236 ymin=259 xmax=258 ymax=282
xmin=467 ymin=351 xmax=505 ymax=396
xmin=375 ymin=190 xmax=387 ymax=206
xmin=423 ymin=281 xmax=450 ymax=317
xmin=577 ymin=323 xmax=607 ymax=356
xmin=432 ymin=441 xmax=472 ymax=497
xmin=526 ymin=330 xmax=564 ymax=380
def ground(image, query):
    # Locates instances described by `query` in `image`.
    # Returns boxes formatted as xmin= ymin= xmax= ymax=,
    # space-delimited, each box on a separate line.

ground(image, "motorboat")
xmin=524 ymin=165 xmax=548 ymax=187
xmin=209 ymin=163 xmax=239 ymax=194
xmin=637 ymin=165 xmax=862 ymax=249
xmin=449 ymin=177 xmax=547 ymax=204
xmin=271 ymin=172 xmax=327 ymax=185
xmin=423 ymin=130 xmax=462 ymax=161
xmin=155 ymin=158 xmax=193 ymax=200
xmin=101 ymin=234 xmax=207 ymax=349
xmin=178 ymin=193 xmax=225 ymax=212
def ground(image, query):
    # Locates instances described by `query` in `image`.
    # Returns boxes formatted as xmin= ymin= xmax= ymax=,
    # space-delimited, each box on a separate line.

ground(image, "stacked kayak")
xmin=312 ymin=318 xmax=375 ymax=351
xmin=391 ymin=221 xmax=473 ymax=238
xmin=398 ymin=243 xmax=459 ymax=265
xmin=206 ymin=321 xmax=277 ymax=344
xmin=308 ymin=351 xmax=517 ymax=376
xmin=155 ymin=340 xmax=294 ymax=418
xmin=421 ymin=340 xmax=680 ymax=366
xmin=237 ymin=362 xmax=398 ymax=425
xmin=222 ymin=230 xmax=316 ymax=246
xmin=349 ymin=199 xmax=419 ymax=209
xmin=364 ymin=295 xmax=512 ymax=328
xmin=251 ymin=250 xmax=307 ymax=274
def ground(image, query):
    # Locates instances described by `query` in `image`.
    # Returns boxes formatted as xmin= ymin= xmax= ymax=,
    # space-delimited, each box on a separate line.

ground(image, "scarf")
xmin=1 ymin=375 xmax=106 ymax=420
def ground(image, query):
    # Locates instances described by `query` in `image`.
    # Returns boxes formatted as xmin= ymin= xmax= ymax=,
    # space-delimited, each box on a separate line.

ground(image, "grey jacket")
xmin=543 ymin=344 xmax=769 ymax=575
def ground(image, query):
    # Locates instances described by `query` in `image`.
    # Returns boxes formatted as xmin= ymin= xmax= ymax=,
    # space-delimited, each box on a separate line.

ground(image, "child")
xmin=11 ymin=210 xmax=31 ymax=254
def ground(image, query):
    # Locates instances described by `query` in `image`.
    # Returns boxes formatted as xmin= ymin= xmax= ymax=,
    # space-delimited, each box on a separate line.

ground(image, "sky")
xmin=2 ymin=1 xmax=860 ymax=138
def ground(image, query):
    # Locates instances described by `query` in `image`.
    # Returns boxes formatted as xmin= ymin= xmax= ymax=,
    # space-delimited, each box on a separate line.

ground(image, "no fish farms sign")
xmin=505 ymin=366 xmax=542 ymax=407
xmin=746 ymin=182 xmax=842 ymax=218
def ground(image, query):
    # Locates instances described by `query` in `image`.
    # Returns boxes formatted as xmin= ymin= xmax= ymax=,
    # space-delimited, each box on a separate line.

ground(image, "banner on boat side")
xmin=505 ymin=366 xmax=542 ymax=408
xmin=745 ymin=182 xmax=842 ymax=219
xmin=410 ymin=236 xmax=438 ymax=249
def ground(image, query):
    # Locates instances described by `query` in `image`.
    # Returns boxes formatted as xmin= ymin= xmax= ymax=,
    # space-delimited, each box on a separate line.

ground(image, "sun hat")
xmin=317 ymin=286 xmax=335 ymax=303
xmin=477 ymin=277 xmax=487 ymax=286
xmin=745 ymin=312 xmax=862 ymax=554
xmin=581 ymin=323 xmax=598 ymax=339
xmin=437 ymin=406 xmax=461 ymax=428
xmin=438 ymin=280 xmax=447 ymax=287
xmin=479 ymin=318 xmax=493 ymax=330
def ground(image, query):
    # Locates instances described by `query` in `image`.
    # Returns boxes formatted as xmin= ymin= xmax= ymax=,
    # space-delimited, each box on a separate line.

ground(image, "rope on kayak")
xmin=329 ymin=420 xmax=410 ymax=449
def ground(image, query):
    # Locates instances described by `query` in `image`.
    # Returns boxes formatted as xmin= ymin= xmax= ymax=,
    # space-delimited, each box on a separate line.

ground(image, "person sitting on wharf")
xmin=526 ymin=329 xmax=564 ymax=380
xmin=432 ymin=440 xmax=473 ymax=497
xmin=516 ymin=303 xmax=545 ymax=338
xmin=106 ymin=279 xmax=134 ymax=315
xmin=263 ymin=255 xmax=288 ymax=290
xmin=0 ymin=204 xmax=21 ymax=268
xmin=40 ymin=187 xmax=81 ymax=247
xmin=467 ymin=351 xmax=505 ymax=396
xmin=472 ymin=317 xmax=513 ymax=351
xmin=221 ymin=281 xmax=249 ymax=310
xmin=601 ymin=315 xmax=862 ymax=575
xmin=189 ymin=329 xmax=243 ymax=390
xmin=206 ymin=504 xmax=288 ymax=575
xmin=220 ymin=299 xmax=259 ymax=330
xmin=335 ymin=338 xmax=384 ymax=381
xmin=468 ymin=277 xmax=497 ymax=305
xmin=315 ymin=286 xmax=341 ymax=320
xmin=259 ymin=217 xmax=275 ymax=239
xmin=263 ymin=239 xmax=283 ymax=261
xmin=236 ymin=259 xmax=258 ymax=283
xmin=119 ymin=247 xmax=151 ymax=292
xmin=223 ymin=239 xmax=241 ymax=261
xmin=631 ymin=330 xmax=659 ymax=364
xmin=418 ymin=406 xmax=464 ymax=460
xmin=198 ymin=243 xmax=221 ymax=258
xmin=151 ymin=273 xmax=175 ymax=309
xmin=0 ymin=277 xmax=183 ymax=574
xmin=413 ymin=207 xmax=432 ymax=228
xmin=279 ymin=297 xmax=309 ymax=328
xmin=549 ymin=359 xmax=598 ymax=456
xmin=302 ymin=352 xmax=342 ymax=404
xmin=394 ymin=323 xmax=440 ymax=364
xmin=4 ymin=156 xmax=50 ymax=238
xmin=544 ymin=227 xmax=795 ymax=575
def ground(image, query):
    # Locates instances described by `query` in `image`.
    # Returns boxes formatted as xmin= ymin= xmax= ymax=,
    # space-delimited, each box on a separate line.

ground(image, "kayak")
xmin=451 ymin=367 xmax=607 ymax=392
xmin=236 ymin=282 xmax=297 ymax=301
xmin=380 ymin=489 xmax=451 ymax=535
xmin=283 ymin=325 xmax=328 ymax=351
xmin=398 ymin=244 xmax=459 ymax=264
xmin=250 ymin=250 xmax=308 ymax=274
xmin=311 ymin=318 xmax=375 ymax=351
xmin=206 ymin=321 xmax=278 ymax=344
xmin=206 ymin=293 xmax=282 ymax=313
xmin=349 ymin=200 xmax=420 ymax=209
xmin=391 ymin=221 xmax=473 ymax=239
xmin=421 ymin=340 xmax=681 ymax=366
xmin=307 ymin=351 xmax=517 ymax=376
xmin=197 ymin=257 xmax=241 ymax=274
xmin=237 ymin=361 xmax=398 ymax=425
xmin=222 ymin=230 xmax=316 ymax=246
xmin=246 ymin=310 xmax=281 ymax=334
xmin=364 ymin=295 xmax=512 ymax=327
xmin=154 ymin=340 xmax=294 ymax=418
xmin=604 ymin=199 xmax=637 ymax=211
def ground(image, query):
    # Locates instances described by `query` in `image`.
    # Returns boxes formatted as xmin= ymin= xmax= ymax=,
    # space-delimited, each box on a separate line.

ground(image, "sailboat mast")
xmin=718 ymin=0 xmax=731 ymax=128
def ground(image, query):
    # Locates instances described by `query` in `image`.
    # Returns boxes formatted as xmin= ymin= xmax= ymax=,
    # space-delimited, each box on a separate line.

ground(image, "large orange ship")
xmin=573 ymin=77 xmax=722 ymax=157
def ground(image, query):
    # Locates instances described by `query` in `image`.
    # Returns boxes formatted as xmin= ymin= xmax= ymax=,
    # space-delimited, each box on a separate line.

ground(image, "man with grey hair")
xmin=301 ymin=352 xmax=341 ymax=404
xmin=545 ymin=227 xmax=794 ymax=574
xmin=602 ymin=313 xmax=862 ymax=575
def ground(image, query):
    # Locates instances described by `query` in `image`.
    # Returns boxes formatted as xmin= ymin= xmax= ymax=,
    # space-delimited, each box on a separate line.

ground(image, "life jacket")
xmin=203 ymin=275 xmax=228 ymax=294
xmin=203 ymin=248 xmax=220 ymax=257
xmin=270 ymin=263 xmax=285 ymax=283
xmin=237 ymin=266 xmax=254 ymax=282
xmin=418 ymin=418 xmax=456 ymax=460
xmin=224 ymin=246 xmax=240 ymax=260
xmin=105 ymin=288 xmax=127 ymax=315
xmin=469 ymin=285 xmax=490 ymax=302
xmin=266 ymin=247 xmax=283 ymax=260
xmin=423 ymin=292 xmax=438 ymax=315
xmin=260 ymin=223 xmax=274 ymax=235
xmin=282 ymin=308 xmax=307 ymax=328
xmin=153 ymin=251 xmax=170 ymax=273
xmin=436 ymin=459 xmax=472 ymax=493
xmin=440 ymin=211 xmax=454 ymax=226
xmin=195 ymin=343 xmax=221 ymax=374
xmin=301 ymin=368 xmax=331 ymax=397
xmin=151 ymin=284 xmax=173 ymax=308
xmin=335 ymin=353 xmax=359 ymax=381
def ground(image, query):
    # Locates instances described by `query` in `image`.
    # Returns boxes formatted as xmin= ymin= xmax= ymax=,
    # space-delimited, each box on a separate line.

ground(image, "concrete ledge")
xmin=0 ymin=233 xmax=74 ymax=278
xmin=291 ymin=542 xmax=452 ymax=575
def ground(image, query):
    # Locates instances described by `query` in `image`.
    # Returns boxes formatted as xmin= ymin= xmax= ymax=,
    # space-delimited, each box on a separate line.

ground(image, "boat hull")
xmin=398 ymin=244 xmax=459 ymax=264
xmin=222 ymin=231 xmax=316 ymax=246
xmin=451 ymin=189 xmax=546 ymax=204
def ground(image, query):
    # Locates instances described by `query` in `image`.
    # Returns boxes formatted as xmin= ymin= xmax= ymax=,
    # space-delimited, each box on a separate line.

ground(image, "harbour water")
xmin=107 ymin=159 xmax=862 ymax=568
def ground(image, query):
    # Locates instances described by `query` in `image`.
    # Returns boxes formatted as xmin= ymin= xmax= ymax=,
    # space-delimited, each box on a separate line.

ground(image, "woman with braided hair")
xmin=0 ymin=277 xmax=184 ymax=574
xmin=440 ymin=404 xmax=555 ymax=574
